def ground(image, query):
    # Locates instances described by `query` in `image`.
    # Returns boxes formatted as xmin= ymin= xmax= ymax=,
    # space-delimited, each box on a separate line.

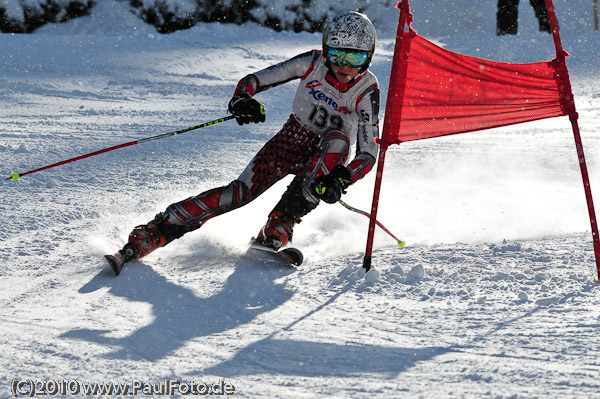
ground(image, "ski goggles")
xmin=326 ymin=48 xmax=369 ymax=68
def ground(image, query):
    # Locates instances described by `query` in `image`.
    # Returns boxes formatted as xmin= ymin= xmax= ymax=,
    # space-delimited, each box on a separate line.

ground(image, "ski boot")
xmin=253 ymin=210 xmax=296 ymax=250
xmin=248 ymin=210 xmax=303 ymax=266
xmin=105 ymin=219 xmax=167 ymax=275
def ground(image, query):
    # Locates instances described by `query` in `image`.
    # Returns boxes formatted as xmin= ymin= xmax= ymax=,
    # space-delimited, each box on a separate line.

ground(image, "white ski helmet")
xmin=322 ymin=11 xmax=376 ymax=71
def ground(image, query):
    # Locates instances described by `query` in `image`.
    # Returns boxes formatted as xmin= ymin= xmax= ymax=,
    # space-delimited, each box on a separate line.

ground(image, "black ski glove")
xmin=228 ymin=94 xmax=266 ymax=125
xmin=312 ymin=164 xmax=352 ymax=204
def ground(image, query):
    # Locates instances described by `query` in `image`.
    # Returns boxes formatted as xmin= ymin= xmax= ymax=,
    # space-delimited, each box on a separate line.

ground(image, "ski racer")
xmin=106 ymin=11 xmax=380 ymax=272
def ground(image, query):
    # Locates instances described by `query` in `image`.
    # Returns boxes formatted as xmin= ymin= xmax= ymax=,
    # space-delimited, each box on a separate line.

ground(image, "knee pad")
xmin=162 ymin=180 xmax=250 ymax=230
xmin=307 ymin=131 xmax=350 ymax=180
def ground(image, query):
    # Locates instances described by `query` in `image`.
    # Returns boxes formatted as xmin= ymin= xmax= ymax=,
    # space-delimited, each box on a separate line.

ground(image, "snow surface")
xmin=2 ymin=0 xmax=600 ymax=398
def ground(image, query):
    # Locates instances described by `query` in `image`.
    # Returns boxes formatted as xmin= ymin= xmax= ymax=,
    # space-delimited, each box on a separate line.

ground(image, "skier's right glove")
xmin=228 ymin=94 xmax=266 ymax=125
xmin=312 ymin=165 xmax=352 ymax=204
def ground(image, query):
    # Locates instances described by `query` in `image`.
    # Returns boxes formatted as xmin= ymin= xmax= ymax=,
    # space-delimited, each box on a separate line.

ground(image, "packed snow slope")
xmin=2 ymin=1 xmax=600 ymax=398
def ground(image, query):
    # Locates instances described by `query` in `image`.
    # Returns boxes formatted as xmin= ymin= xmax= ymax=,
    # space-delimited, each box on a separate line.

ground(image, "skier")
xmin=105 ymin=11 xmax=380 ymax=273
xmin=496 ymin=0 xmax=551 ymax=35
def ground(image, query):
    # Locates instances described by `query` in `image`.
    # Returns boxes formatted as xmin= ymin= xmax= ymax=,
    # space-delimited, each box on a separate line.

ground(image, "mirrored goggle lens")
xmin=327 ymin=49 xmax=368 ymax=67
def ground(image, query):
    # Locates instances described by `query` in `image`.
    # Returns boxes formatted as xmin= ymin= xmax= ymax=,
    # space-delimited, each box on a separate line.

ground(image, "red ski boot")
xmin=247 ymin=211 xmax=303 ymax=266
xmin=127 ymin=222 xmax=166 ymax=258
xmin=105 ymin=221 xmax=167 ymax=275
xmin=253 ymin=210 xmax=295 ymax=250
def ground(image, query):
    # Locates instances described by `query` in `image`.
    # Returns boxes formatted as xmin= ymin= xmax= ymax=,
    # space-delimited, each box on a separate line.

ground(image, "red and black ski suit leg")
xmin=157 ymin=116 xmax=350 ymax=245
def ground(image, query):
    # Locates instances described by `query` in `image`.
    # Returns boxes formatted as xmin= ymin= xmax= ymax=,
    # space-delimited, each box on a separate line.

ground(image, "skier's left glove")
xmin=228 ymin=94 xmax=266 ymax=125
xmin=312 ymin=165 xmax=352 ymax=204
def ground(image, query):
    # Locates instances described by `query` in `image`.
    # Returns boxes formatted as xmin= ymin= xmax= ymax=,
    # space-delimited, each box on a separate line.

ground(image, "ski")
xmin=104 ymin=252 xmax=128 ymax=275
xmin=104 ymin=243 xmax=140 ymax=276
xmin=245 ymin=244 xmax=303 ymax=267
xmin=105 ymin=242 xmax=303 ymax=275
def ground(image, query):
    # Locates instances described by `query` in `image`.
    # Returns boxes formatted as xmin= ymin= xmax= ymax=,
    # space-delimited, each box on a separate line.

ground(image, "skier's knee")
xmin=318 ymin=131 xmax=350 ymax=162
xmin=302 ymin=131 xmax=350 ymax=200
xmin=161 ymin=180 xmax=251 ymax=232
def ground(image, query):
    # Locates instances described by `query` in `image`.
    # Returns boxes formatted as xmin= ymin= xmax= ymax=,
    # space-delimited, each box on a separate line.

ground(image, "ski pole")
xmin=338 ymin=199 xmax=406 ymax=247
xmin=6 ymin=115 xmax=236 ymax=181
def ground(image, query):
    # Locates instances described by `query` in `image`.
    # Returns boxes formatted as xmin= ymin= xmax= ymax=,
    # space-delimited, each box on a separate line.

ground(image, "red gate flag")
xmin=382 ymin=33 xmax=575 ymax=144
xmin=363 ymin=0 xmax=600 ymax=281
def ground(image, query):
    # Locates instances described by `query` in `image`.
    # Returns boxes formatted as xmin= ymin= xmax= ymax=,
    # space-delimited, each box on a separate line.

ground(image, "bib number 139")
xmin=308 ymin=104 xmax=343 ymax=130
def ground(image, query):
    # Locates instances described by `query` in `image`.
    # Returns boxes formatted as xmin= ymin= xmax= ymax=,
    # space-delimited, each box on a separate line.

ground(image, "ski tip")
xmin=104 ymin=254 xmax=122 ymax=276
xmin=397 ymin=240 xmax=406 ymax=247
xmin=284 ymin=247 xmax=303 ymax=266
xmin=7 ymin=173 xmax=20 ymax=181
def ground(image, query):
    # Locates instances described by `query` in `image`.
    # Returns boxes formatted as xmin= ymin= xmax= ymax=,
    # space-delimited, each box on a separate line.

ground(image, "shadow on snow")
xmin=61 ymin=258 xmax=450 ymax=378
xmin=61 ymin=259 xmax=295 ymax=361
xmin=204 ymin=338 xmax=448 ymax=378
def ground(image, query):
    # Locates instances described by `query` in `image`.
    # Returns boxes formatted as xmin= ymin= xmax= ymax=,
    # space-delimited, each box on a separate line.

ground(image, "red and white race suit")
xmin=236 ymin=50 xmax=380 ymax=186
xmin=160 ymin=50 xmax=380 ymax=236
